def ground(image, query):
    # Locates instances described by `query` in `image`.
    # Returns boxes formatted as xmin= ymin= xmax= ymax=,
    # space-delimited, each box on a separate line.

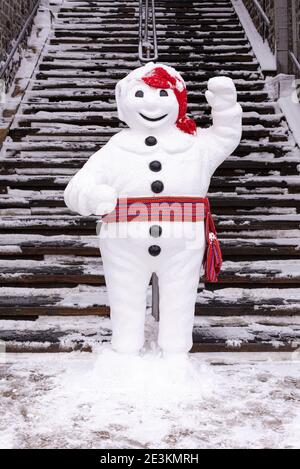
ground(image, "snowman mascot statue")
xmin=64 ymin=63 xmax=242 ymax=357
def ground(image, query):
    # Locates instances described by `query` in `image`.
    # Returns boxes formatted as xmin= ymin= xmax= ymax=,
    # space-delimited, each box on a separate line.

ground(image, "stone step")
xmin=49 ymin=37 xmax=251 ymax=47
xmin=31 ymin=77 xmax=263 ymax=92
xmin=38 ymin=60 xmax=259 ymax=73
xmin=45 ymin=43 xmax=253 ymax=54
xmin=34 ymin=68 xmax=264 ymax=83
xmin=2 ymin=153 xmax=298 ymax=176
xmin=1 ymin=314 xmax=300 ymax=352
xmin=0 ymin=213 xmax=299 ymax=234
xmin=19 ymin=100 xmax=275 ymax=114
xmin=0 ymin=286 xmax=300 ymax=319
xmin=0 ymin=256 xmax=299 ymax=288
xmin=0 ymin=233 xmax=299 ymax=259
xmin=1 ymin=174 xmax=299 ymax=193
xmin=10 ymin=127 xmax=288 ymax=145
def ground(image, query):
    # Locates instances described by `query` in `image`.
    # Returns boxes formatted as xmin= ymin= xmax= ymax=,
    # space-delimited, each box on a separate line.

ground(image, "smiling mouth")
xmin=139 ymin=113 xmax=168 ymax=122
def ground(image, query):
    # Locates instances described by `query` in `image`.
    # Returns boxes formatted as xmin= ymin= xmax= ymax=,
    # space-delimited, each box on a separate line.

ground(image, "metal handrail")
xmin=138 ymin=0 xmax=158 ymax=62
xmin=251 ymin=0 xmax=270 ymax=43
xmin=0 ymin=0 xmax=40 ymax=80
xmin=252 ymin=0 xmax=271 ymax=27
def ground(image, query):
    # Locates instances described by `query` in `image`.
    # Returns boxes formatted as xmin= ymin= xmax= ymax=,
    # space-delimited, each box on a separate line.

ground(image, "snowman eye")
xmin=160 ymin=90 xmax=168 ymax=97
xmin=135 ymin=90 xmax=144 ymax=98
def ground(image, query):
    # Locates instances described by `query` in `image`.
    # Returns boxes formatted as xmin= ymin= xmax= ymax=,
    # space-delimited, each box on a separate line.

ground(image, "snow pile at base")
xmin=38 ymin=349 xmax=216 ymax=446
xmin=1 ymin=350 xmax=300 ymax=449
xmin=86 ymin=348 xmax=213 ymax=400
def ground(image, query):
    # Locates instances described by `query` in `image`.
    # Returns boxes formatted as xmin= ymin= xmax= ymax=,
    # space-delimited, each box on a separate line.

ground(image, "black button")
xmin=145 ymin=136 xmax=157 ymax=146
xmin=150 ymin=225 xmax=162 ymax=238
xmin=148 ymin=245 xmax=161 ymax=256
xmin=149 ymin=160 xmax=162 ymax=172
xmin=151 ymin=180 xmax=164 ymax=193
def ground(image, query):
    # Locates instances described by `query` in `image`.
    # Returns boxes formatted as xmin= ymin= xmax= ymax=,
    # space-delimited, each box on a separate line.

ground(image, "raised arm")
xmin=64 ymin=144 xmax=117 ymax=216
xmin=198 ymin=77 xmax=243 ymax=177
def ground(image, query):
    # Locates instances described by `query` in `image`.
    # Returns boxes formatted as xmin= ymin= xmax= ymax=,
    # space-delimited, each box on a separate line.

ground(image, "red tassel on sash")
xmin=203 ymin=200 xmax=223 ymax=282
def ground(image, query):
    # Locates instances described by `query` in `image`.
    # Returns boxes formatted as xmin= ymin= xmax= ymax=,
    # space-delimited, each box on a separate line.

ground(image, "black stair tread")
xmin=3 ymin=157 xmax=299 ymax=176
xmin=38 ymin=61 xmax=259 ymax=72
xmin=1 ymin=314 xmax=300 ymax=353
xmin=7 ymin=136 xmax=293 ymax=157
xmin=0 ymin=233 xmax=299 ymax=258
xmin=14 ymin=113 xmax=277 ymax=127
xmin=1 ymin=174 xmax=299 ymax=193
xmin=57 ymin=11 xmax=236 ymax=18
xmin=9 ymin=130 xmax=289 ymax=147
xmin=51 ymin=31 xmax=247 ymax=41
xmin=49 ymin=36 xmax=251 ymax=45
xmin=0 ymin=286 xmax=300 ymax=317
xmin=29 ymin=79 xmax=266 ymax=91
xmin=6 ymin=137 xmax=292 ymax=152
xmin=0 ymin=256 xmax=299 ymax=286
xmin=14 ymin=115 xmax=274 ymax=127
xmin=49 ymin=37 xmax=252 ymax=45
xmin=44 ymin=44 xmax=254 ymax=55
xmin=1 ymin=194 xmax=300 ymax=213
xmin=39 ymin=65 xmax=261 ymax=81
xmin=15 ymin=102 xmax=278 ymax=115
xmin=41 ymin=53 xmax=255 ymax=64
xmin=3 ymin=152 xmax=298 ymax=165
xmin=52 ymin=23 xmax=244 ymax=31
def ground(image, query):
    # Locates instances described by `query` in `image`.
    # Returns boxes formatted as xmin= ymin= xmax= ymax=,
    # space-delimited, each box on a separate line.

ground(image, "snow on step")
xmin=1 ymin=313 xmax=300 ymax=352
xmin=0 ymin=257 xmax=299 ymax=286
xmin=0 ymin=233 xmax=299 ymax=257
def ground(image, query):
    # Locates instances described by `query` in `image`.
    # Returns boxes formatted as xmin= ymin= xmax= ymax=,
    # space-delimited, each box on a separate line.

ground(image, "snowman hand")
xmin=65 ymin=175 xmax=117 ymax=216
xmin=205 ymin=77 xmax=237 ymax=113
xmin=93 ymin=184 xmax=118 ymax=216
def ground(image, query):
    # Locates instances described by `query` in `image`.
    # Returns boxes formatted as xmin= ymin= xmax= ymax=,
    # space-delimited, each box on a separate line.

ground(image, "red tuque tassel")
xmin=177 ymin=116 xmax=197 ymax=136
xmin=203 ymin=206 xmax=223 ymax=282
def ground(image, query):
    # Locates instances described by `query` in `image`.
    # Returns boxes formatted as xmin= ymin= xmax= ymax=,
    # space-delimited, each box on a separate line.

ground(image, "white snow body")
xmin=64 ymin=63 xmax=242 ymax=354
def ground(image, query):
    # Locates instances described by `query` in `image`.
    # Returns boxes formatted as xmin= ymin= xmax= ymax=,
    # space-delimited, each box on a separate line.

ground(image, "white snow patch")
xmin=278 ymin=96 xmax=300 ymax=148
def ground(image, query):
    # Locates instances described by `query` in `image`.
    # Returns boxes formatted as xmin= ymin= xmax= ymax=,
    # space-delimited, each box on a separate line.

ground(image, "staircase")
xmin=0 ymin=0 xmax=300 ymax=352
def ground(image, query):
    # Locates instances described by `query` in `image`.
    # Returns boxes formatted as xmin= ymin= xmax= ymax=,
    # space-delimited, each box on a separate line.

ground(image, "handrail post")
xmin=139 ymin=0 xmax=158 ymax=63
xmin=151 ymin=273 xmax=160 ymax=322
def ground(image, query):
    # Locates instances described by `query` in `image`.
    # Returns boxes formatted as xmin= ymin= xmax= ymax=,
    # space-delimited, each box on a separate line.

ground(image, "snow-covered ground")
xmin=0 ymin=347 xmax=299 ymax=449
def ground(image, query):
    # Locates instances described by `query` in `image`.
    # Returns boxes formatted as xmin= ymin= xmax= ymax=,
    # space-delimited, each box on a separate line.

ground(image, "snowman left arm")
xmin=197 ymin=77 xmax=243 ymax=177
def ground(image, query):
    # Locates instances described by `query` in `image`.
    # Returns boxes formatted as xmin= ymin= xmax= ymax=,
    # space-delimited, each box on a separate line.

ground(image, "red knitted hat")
xmin=142 ymin=66 xmax=197 ymax=136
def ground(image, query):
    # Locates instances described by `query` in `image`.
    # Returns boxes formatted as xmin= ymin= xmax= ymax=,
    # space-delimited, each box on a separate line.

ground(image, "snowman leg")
xmin=100 ymin=237 xmax=152 ymax=354
xmin=157 ymin=247 xmax=204 ymax=354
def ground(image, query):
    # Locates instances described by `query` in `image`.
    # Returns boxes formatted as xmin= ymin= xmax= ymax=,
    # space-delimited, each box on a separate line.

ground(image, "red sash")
xmin=102 ymin=196 xmax=222 ymax=282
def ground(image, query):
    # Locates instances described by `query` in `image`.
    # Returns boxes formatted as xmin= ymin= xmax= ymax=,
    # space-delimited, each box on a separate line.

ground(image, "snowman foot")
xmin=112 ymin=343 xmax=141 ymax=356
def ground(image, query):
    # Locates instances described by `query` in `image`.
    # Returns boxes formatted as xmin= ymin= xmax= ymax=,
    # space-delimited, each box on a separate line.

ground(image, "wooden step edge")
xmin=4 ymin=342 xmax=298 ymax=354
xmin=1 ymin=323 xmax=299 ymax=353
